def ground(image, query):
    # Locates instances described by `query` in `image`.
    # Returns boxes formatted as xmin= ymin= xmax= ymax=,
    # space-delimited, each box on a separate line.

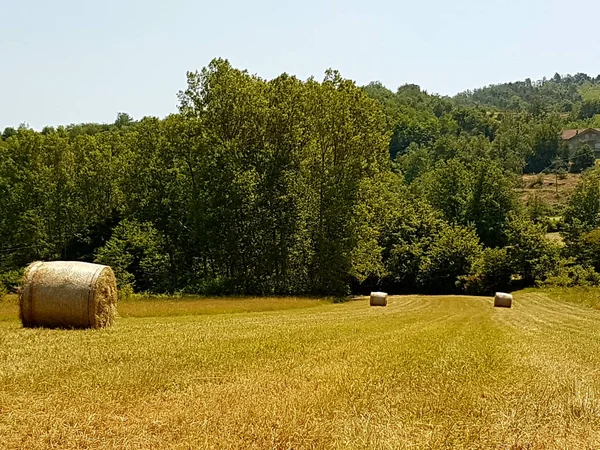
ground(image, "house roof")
xmin=562 ymin=128 xmax=600 ymax=140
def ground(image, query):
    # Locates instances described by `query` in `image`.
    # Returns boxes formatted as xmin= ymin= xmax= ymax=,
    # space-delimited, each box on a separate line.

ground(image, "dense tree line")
xmin=1 ymin=62 xmax=599 ymax=296
xmin=454 ymin=72 xmax=600 ymax=116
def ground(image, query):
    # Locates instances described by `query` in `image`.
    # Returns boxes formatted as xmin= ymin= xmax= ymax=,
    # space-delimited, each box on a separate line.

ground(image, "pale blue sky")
xmin=2 ymin=0 xmax=599 ymax=130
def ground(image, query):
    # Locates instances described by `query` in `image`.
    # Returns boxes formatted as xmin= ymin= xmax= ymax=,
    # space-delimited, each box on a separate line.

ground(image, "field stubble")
xmin=1 ymin=292 xmax=600 ymax=448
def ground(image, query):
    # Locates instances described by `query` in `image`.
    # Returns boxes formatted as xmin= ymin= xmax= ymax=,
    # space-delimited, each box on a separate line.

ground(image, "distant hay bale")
xmin=494 ymin=292 xmax=513 ymax=308
xmin=370 ymin=292 xmax=388 ymax=307
xmin=19 ymin=261 xmax=117 ymax=329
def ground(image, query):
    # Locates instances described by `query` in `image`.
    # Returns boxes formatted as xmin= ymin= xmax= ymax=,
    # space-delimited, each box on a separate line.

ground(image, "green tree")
xmin=574 ymin=229 xmax=600 ymax=272
xmin=397 ymin=143 xmax=431 ymax=183
xmin=491 ymin=114 xmax=533 ymax=173
xmin=505 ymin=212 xmax=559 ymax=285
xmin=422 ymin=159 xmax=471 ymax=225
xmin=417 ymin=225 xmax=482 ymax=293
xmin=95 ymin=220 xmax=170 ymax=292
xmin=563 ymin=168 xmax=600 ymax=242
xmin=465 ymin=160 xmax=517 ymax=247
xmin=378 ymin=191 xmax=445 ymax=292
xmin=570 ymin=141 xmax=596 ymax=173
xmin=114 ymin=112 xmax=134 ymax=128
xmin=463 ymin=247 xmax=513 ymax=295
xmin=525 ymin=117 xmax=562 ymax=173
xmin=1 ymin=127 xmax=17 ymax=140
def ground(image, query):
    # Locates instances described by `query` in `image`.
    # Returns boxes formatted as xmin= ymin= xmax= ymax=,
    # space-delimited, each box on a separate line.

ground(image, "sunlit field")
xmin=2 ymin=291 xmax=600 ymax=449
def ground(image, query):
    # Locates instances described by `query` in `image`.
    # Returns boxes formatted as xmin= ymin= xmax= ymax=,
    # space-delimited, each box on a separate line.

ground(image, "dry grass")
xmin=519 ymin=173 xmax=581 ymax=206
xmin=520 ymin=286 xmax=600 ymax=310
xmin=2 ymin=291 xmax=600 ymax=448
xmin=118 ymin=295 xmax=332 ymax=317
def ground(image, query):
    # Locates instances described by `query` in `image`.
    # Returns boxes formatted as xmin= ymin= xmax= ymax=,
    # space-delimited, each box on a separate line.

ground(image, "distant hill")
xmin=454 ymin=73 xmax=600 ymax=118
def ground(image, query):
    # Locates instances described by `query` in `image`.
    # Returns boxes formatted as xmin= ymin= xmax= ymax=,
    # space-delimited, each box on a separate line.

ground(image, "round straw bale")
xmin=494 ymin=292 xmax=513 ymax=308
xmin=19 ymin=261 xmax=117 ymax=329
xmin=370 ymin=291 xmax=388 ymax=307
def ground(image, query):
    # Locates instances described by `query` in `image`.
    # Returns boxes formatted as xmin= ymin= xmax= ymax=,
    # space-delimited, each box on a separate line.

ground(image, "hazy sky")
xmin=2 ymin=0 xmax=600 ymax=130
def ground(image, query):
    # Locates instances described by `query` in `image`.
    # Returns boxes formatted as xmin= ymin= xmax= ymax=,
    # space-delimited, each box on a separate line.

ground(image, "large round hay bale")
xmin=494 ymin=292 xmax=513 ymax=308
xmin=370 ymin=292 xmax=388 ymax=307
xmin=19 ymin=261 xmax=117 ymax=329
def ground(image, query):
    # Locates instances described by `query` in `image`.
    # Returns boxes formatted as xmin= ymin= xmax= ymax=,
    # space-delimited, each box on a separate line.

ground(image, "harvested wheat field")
xmin=2 ymin=291 xmax=600 ymax=449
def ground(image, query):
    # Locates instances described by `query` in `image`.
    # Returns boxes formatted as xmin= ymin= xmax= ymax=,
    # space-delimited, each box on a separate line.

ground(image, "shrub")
xmin=506 ymin=212 xmax=560 ymax=285
xmin=543 ymin=263 xmax=600 ymax=288
xmin=463 ymin=247 xmax=513 ymax=295
xmin=572 ymin=228 xmax=600 ymax=272
xmin=558 ymin=168 xmax=568 ymax=180
xmin=118 ymin=284 xmax=135 ymax=301
xmin=0 ymin=270 xmax=23 ymax=294
xmin=547 ymin=216 xmax=563 ymax=233
xmin=417 ymin=225 xmax=482 ymax=293
xmin=562 ymin=168 xmax=600 ymax=242
xmin=95 ymin=220 xmax=171 ymax=293
xmin=570 ymin=142 xmax=596 ymax=173
xmin=527 ymin=194 xmax=550 ymax=224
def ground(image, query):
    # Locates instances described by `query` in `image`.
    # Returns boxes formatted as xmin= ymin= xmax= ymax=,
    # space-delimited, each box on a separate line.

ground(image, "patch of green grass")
xmin=2 ymin=292 xmax=600 ymax=448
xmin=518 ymin=286 xmax=600 ymax=309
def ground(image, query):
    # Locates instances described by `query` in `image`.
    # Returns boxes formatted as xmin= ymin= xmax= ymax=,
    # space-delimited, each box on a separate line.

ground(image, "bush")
xmin=562 ymin=168 xmax=600 ymax=242
xmin=547 ymin=216 xmax=563 ymax=233
xmin=0 ymin=270 xmax=23 ymax=294
xmin=118 ymin=284 xmax=135 ymax=301
xmin=570 ymin=142 xmax=596 ymax=173
xmin=543 ymin=263 xmax=600 ymax=288
xmin=571 ymin=228 xmax=600 ymax=272
xmin=506 ymin=212 xmax=560 ymax=285
xmin=527 ymin=194 xmax=550 ymax=224
xmin=463 ymin=247 xmax=513 ymax=295
xmin=95 ymin=220 xmax=171 ymax=293
xmin=417 ymin=225 xmax=482 ymax=293
xmin=557 ymin=168 xmax=568 ymax=180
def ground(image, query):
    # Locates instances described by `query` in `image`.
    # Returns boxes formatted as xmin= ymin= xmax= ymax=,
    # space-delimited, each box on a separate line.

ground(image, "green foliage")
xmin=542 ymin=262 xmax=600 ymax=288
xmin=525 ymin=116 xmax=562 ymax=173
xmin=1 ymin=127 xmax=17 ymax=140
xmin=422 ymin=158 xmax=517 ymax=247
xmin=422 ymin=159 xmax=471 ymax=225
xmin=177 ymin=60 xmax=389 ymax=295
xmin=491 ymin=114 xmax=533 ymax=173
xmin=396 ymin=143 xmax=431 ymax=183
xmin=95 ymin=220 xmax=170 ymax=292
xmin=506 ymin=212 xmax=560 ymax=284
xmin=463 ymin=247 xmax=513 ymax=295
xmin=3 ymin=63 xmax=597 ymax=295
xmin=562 ymin=168 xmax=600 ymax=242
xmin=466 ymin=160 xmax=517 ymax=247
xmin=416 ymin=225 xmax=482 ymax=293
xmin=570 ymin=229 xmax=600 ymax=273
xmin=576 ymin=99 xmax=600 ymax=120
xmin=379 ymin=194 xmax=445 ymax=292
xmin=454 ymin=73 xmax=594 ymax=114
xmin=570 ymin=141 xmax=596 ymax=173
xmin=0 ymin=270 xmax=22 ymax=295
xmin=527 ymin=194 xmax=550 ymax=225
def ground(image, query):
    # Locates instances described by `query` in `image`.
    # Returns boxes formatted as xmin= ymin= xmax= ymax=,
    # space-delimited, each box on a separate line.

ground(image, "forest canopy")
xmin=1 ymin=61 xmax=600 ymax=296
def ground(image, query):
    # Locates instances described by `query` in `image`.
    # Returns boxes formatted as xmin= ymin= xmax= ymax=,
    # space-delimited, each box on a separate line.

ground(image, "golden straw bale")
xmin=19 ymin=261 xmax=117 ymax=329
xmin=494 ymin=292 xmax=513 ymax=308
xmin=370 ymin=292 xmax=388 ymax=307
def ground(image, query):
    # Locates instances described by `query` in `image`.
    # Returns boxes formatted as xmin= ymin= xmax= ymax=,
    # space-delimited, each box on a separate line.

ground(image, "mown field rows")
xmin=1 ymin=292 xmax=600 ymax=449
